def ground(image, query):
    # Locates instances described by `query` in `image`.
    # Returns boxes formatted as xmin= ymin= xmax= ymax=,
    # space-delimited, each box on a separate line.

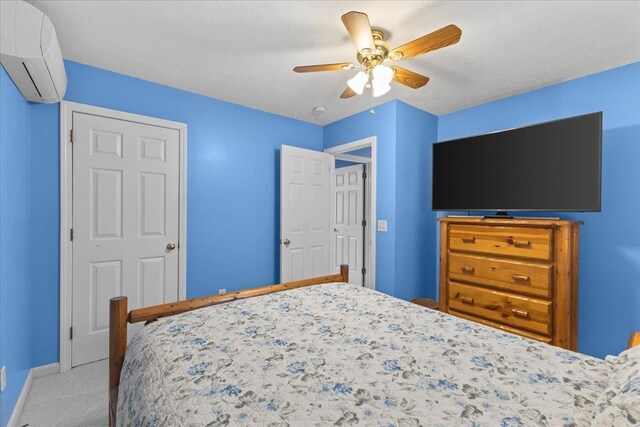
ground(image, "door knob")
xmin=167 ymin=242 xmax=176 ymax=251
xmin=283 ymin=239 xmax=290 ymax=247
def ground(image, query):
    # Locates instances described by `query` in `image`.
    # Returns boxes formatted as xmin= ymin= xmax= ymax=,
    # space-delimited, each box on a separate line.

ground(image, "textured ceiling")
xmin=29 ymin=1 xmax=640 ymax=125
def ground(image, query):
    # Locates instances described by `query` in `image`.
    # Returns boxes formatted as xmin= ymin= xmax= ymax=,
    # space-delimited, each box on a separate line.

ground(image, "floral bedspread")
xmin=118 ymin=283 xmax=609 ymax=426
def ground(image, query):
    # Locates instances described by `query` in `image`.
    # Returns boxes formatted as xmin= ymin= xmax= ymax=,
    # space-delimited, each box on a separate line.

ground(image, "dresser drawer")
xmin=450 ymin=310 xmax=553 ymax=344
xmin=449 ymin=224 xmax=553 ymax=261
xmin=449 ymin=253 xmax=553 ymax=298
xmin=448 ymin=281 xmax=552 ymax=336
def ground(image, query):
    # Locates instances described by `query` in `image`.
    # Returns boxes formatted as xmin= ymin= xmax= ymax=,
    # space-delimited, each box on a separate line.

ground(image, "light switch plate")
xmin=1 ymin=366 xmax=6 ymax=392
xmin=377 ymin=220 xmax=388 ymax=232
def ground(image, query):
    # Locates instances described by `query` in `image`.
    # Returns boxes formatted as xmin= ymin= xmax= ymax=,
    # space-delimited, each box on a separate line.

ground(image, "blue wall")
xmin=438 ymin=62 xmax=640 ymax=358
xmin=29 ymin=60 xmax=323 ymax=367
xmin=323 ymin=100 xmax=439 ymax=299
xmin=29 ymin=103 xmax=59 ymax=369
xmin=0 ymin=67 xmax=33 ymax=426
xmin=324 ymin=102 xmax=398 ymax=296
xmin=345 ymin=147 xmax=372 ymax=157
xmin=394 ymin=102 xmax=438 ymax=301
xmin=335 ymin=147 xmax=373 ymax=168
xmin=335 ymin=160 xmax=359 ymax=168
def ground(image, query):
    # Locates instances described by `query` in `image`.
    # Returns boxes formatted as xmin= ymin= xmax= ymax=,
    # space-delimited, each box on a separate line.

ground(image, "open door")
xmin=280 ymin=145 xmax=332 ymax=282
xmin=331 ymin=164 xmax=364 ymax=285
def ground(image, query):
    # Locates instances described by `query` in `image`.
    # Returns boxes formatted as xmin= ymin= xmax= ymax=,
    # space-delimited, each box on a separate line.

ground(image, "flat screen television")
xmin=432 ymin=112 xmax=602 ymax=214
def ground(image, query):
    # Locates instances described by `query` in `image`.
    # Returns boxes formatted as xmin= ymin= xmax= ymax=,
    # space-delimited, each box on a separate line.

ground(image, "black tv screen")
xmin=432 ymin=112 xmax=602 ymax=212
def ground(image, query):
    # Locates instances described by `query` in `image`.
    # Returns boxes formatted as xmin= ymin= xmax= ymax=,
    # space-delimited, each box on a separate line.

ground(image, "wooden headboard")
xmin=108 ymin=265 xmax=350 ymax=426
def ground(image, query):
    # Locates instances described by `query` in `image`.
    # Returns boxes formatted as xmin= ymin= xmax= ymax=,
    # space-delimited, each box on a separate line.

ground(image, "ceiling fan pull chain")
xmin=369 ymin=86 xmax=376 ymax=115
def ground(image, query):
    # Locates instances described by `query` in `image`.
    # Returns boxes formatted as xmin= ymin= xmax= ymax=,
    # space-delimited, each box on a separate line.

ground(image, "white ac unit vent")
xmin=0 ymin=0 xmax=67 ymax=103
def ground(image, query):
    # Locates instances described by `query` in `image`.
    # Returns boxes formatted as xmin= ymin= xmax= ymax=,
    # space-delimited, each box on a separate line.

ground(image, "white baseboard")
xmin=6 ymin=362 xmax=59 ymax=427
xmin=33 ymin=362 xmax=60 ymax=379
xmin=7 ymin=369 xmax=33 ymax=427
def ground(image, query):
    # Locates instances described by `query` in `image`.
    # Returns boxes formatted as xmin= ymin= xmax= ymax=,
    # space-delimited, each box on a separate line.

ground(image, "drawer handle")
xmin=511 ymin=309 xmax=530 ymax=318
xmin=508 ymin=237 xmax=531 ymax=248
xmin=461 ymin=266 xmax=475 ymax=274
xmin=512 ymin=274 xmax=530 ymax=282
xmin=460 ymin=296 xmax=474 ymax=305
xmin=461 ymin=236 xmax=476 ymax=244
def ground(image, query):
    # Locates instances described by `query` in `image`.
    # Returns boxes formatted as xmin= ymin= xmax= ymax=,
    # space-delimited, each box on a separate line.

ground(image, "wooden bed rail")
xmin=108 ymin=265 xmax=349 ymax=426
xmin=129 ymin=266 xmax=349 ymax=323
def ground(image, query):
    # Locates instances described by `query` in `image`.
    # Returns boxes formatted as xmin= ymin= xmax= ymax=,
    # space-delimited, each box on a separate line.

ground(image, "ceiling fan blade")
xmin=340 ymin=86 xmax=356 ymax=99
xmin=389 ymin=24 xmax=461 ymax=60
xmin=392 ymin=67 xmax=430 ymax=89
xmin=293 ymin=63 xmax=355 ymax=73
xmin=341 ymin=11 xmax=375 ymax=54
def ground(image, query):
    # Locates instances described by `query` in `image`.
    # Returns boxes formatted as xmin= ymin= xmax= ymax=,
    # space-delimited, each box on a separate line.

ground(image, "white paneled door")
xmin=331 ymin=164 xmax=364 ymax=286
xmin=71 ymin=112 xmax=181 ymax=367
xmin=280 ymin=145 xmax=332 ymax=282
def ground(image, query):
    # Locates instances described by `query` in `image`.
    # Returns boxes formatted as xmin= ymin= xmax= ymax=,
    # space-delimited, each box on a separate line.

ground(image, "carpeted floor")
xmin=18 ymin=360 xmax=108 ymax=427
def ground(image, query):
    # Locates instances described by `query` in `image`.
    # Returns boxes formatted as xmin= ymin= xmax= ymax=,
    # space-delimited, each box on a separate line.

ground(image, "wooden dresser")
xmin=438 ymin=217 xmax=581 ymax=351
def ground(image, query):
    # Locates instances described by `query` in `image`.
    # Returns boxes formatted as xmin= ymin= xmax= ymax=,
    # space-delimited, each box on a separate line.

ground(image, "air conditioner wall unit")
xmin=0 ymin=0 xmax=67 ymax=103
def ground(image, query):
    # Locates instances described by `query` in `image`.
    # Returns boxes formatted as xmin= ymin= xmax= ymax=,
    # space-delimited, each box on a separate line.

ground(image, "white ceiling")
xmin=29 ymin=1 xmax=640 ymax=125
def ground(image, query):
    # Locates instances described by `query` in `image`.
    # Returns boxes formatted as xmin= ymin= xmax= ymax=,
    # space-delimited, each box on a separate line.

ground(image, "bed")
xmin=109 ymin=266 xmax=640 ymax=426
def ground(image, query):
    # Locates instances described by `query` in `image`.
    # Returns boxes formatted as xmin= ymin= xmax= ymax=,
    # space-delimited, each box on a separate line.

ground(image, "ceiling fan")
xmin=294 ymin=11 xmax=462 ymax=99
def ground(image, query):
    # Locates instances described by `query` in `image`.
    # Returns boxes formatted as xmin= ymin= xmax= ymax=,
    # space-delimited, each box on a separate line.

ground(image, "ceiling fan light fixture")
xmin=347 ymin=71 xmax=368 ymax=95
xmin=372 ymin=82 xmax=391 ymax=97
xmin=372 ymin=64 xmax=394 ymax=86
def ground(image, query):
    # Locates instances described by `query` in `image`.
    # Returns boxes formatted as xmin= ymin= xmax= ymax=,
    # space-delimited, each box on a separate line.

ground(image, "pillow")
xmin=591 ymin=344 xmax=640 ymax=426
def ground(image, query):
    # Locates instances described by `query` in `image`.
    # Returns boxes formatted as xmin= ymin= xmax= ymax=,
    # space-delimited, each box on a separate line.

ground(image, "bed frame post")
xmin=109 ymin=296 xmax=128 ymax=427
xmin=629 ymin=331 xmax=640 ymax=349
xmin=340 ymin=264 xmax=349 ymax=283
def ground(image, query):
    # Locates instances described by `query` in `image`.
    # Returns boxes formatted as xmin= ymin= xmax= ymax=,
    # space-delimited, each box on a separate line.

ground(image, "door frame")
xmin=325 ymin=136 xmax=376 ymax=290
xmin=59 ymin=101 xmax=188 ymax=372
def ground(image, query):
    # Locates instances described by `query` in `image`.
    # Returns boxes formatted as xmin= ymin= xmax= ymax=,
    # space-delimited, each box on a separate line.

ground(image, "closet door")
xmin=71 ymin=112 xmax=181 ymax=367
